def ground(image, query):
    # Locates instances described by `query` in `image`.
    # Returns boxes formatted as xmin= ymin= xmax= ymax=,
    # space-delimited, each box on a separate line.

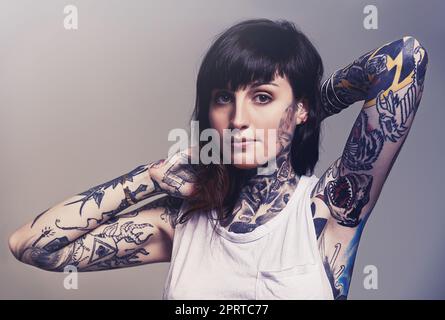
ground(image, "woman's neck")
xmin=222 ymin=151 xmax=300 ymax=232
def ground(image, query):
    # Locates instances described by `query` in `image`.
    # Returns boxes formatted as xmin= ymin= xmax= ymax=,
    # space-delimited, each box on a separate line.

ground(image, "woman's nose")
xmin=229 ymin=99 xmax=249 ymax=130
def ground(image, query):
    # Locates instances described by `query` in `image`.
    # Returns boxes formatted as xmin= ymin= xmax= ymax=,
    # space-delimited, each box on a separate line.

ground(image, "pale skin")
xmin=8 ymin=36 xmax=428 ymax=300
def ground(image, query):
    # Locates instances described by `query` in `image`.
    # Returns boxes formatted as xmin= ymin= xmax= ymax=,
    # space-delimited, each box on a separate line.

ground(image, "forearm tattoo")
xmin=16 ymin=162 xmax=181 ymax=270
xmin=320 ymin=36 xmax=428 ymax=117
xmin=19 ymin=196 xmax=183 ymax=271
xmin=62 ymin=164 xmax=155 ymax=217
xmin=31 ymin=164 xmax=160 ymax=230
xmin=20 ymin=219 xmax=154 ymax=271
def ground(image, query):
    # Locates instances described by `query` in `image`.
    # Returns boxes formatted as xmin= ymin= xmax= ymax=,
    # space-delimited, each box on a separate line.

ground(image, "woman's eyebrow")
xmin=211 ymin=82 xmax=278 ymax=93
xmin=250 ymin=81 xmax=279 ymax=88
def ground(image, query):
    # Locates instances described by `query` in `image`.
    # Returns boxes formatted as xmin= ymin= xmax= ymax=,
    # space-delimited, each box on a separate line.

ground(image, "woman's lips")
xmin=231 ymin=139 xmax=257 ymax=148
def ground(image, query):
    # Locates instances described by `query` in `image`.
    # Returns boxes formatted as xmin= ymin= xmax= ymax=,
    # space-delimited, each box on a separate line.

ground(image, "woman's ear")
xmin=295 ymin=99 xmax=309 ymax=125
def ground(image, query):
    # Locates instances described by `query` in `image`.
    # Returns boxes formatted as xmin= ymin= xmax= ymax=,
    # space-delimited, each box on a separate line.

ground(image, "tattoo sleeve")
xmin=17 ymin=196 xmax=183 ymax=271
xmin=312 ymin=36 xmax=428 ymax=299
xmin=9 ymin=163 xmax=168 ymax=269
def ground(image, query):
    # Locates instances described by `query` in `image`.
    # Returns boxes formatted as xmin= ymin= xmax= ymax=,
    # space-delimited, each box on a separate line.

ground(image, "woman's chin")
xmin=231 ymin=162 xmax=259 ymax=170
xmin=230 ymin=154 xmax=269 ymax=170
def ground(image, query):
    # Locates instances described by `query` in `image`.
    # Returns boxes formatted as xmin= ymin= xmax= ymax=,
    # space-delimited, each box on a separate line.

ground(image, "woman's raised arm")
xmin=310 ymin=36 xmax=428 ymax=299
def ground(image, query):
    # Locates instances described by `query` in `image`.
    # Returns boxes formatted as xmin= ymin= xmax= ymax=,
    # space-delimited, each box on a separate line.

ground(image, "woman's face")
xmin=209 ymin=74 xmax=308 ymax=170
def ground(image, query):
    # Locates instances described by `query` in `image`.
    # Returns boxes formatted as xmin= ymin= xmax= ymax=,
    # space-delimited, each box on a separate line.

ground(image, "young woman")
xmin=8 ymin=19 xmax=428 ymax=300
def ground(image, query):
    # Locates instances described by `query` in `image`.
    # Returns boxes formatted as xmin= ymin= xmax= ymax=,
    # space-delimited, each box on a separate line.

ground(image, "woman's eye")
xmin=213 ymin=91 xmax=272 ymax=105
xmin=214 ymin=92 xmax=232 ymax=104
xmin=254 ymin=94 xmax=272 ymax=104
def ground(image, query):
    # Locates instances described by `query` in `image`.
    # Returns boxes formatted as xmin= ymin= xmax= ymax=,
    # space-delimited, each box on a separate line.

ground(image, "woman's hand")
xmin=148 ymin=147 xmax=199 ymax=199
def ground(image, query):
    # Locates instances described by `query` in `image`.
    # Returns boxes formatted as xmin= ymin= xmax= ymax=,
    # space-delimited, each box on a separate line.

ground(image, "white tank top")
xmin=162 ymin=174 xmax=334 ymax=300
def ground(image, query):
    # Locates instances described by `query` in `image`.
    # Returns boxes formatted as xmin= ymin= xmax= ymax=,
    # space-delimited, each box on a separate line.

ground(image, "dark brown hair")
xmin=178 ymin=18 xmax=325 ymax=225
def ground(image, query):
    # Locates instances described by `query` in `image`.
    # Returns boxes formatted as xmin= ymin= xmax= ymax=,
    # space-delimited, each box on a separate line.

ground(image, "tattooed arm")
xmin=311 ymin=36 xmax=428 ymax=299
xmin=13 ymin=196 xmax=182 ymax=272
xmin=8 ymin=163 xmax=162 ymax=270
xmin=9 ymin=148 xmax=197 ymax=271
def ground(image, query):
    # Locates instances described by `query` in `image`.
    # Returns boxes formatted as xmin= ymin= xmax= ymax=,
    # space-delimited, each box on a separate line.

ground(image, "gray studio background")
xmin=1 ymin=0 xmax=443 ymax=299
